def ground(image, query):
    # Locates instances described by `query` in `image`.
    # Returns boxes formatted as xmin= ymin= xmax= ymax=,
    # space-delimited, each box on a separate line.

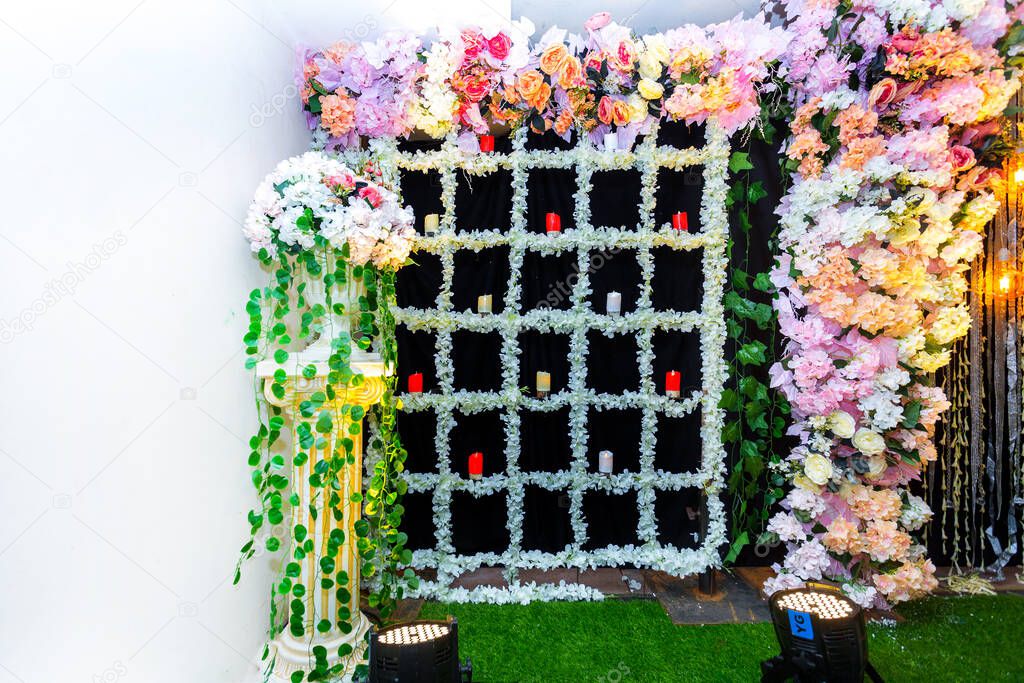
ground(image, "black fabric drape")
xmin=392 ymin=123 xmax=712 ymax=559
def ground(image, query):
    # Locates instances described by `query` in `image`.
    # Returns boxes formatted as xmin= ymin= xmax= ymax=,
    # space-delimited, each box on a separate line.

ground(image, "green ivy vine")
xmin=233 ymin=237 xmax=414 ymax=682
xmin=721 ymin=118 xmax=792 ymax=564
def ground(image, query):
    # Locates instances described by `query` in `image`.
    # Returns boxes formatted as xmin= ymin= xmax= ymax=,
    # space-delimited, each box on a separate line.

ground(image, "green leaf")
xmin=753 ymin=272 xmax=773 ymax=292
xmin=729 ymin=151 xmax=754 ymax=173
xmin=740 ymin=439 xmax=761 ymax=461
xmin=901 ymin=400 xmax=923 ymax=429
xmin=724 ymin=531 xmax=749 ymax=564
xmin=316 ymin=411 xmax=334 ymax=434
xmin=746 ymin=181 xmax=768 ymax=204
xmin=719 ymin=388 xmax=740 ymax=412
xmin=736 ymin=340 xmax=767 ymax=366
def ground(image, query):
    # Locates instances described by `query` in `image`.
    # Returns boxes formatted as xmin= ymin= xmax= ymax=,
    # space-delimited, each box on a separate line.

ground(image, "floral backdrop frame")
xmin=337 ymin=123 xmax=730 ymax=602
xmin=294 ymin=12 xmax=789 ymax=602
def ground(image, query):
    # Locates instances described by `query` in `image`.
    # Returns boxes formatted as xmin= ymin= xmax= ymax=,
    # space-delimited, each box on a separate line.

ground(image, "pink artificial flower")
xmin=584 ymin=12 xmax=612 ymax=32
xmin=459 ymin=102 xmax=488 ymax=134
xmin=487 ymin=33 xmax=511 ymax=60
xmin=461 ymin=30 xmax=485 ymax=61
xmin=324 ymin=173 xmax=355 ymax=191
xmin=358 ymin=185 xmax=383 ymax=208
xmin=949 ymin=145 xmax=976 ymax=172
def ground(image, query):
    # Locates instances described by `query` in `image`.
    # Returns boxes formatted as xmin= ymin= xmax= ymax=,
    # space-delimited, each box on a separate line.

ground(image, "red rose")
xmin=487 ymin=33 xmax=511 ymax=60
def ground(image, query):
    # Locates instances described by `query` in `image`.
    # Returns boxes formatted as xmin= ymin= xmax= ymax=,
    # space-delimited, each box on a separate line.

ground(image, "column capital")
xmin=256 ymin=352 xmax=389 ymax=409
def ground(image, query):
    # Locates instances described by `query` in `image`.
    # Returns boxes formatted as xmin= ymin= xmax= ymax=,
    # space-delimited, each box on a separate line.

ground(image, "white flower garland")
xmin=339 ymin=123 xmax=731 ymax=601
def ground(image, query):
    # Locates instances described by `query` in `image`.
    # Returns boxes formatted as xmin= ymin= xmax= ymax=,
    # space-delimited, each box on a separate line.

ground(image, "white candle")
xmin=603 ymin=131 xmax=618 ymax=151
xmin=606 ymin=291 xmax=621 ymax=317
xmin=424 ymin=213 xmax=439 ymax=234
xmin=477 ymin=294 xmax=492 ymax=314
xmin=598 ymin=450 xmax=614 ymax=474
xmin=536 ymin=371 xmax=551 ymax=397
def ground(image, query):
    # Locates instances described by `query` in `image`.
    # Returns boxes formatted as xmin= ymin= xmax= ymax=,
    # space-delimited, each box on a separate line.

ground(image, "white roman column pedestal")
xmin=252 ymin=351 xmax=389 ymax=683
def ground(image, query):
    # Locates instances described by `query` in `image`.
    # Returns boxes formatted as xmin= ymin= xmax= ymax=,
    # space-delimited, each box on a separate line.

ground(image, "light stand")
xmin=762 ymin=584 xmax=883 ymax=683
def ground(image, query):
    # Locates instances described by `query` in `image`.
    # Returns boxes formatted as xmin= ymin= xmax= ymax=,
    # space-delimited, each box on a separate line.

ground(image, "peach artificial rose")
xmin=558 ymin=56 xmax=584 ymax=89
xmin=611 ymin=99 xmax=631 ymax=126
xmin=516 ymin=71 xmax=545 ymax=103
xmin=597 ymin=95 xmax=615 ymax=125
xmin=539 ymin=44 xmax=570 ymax=75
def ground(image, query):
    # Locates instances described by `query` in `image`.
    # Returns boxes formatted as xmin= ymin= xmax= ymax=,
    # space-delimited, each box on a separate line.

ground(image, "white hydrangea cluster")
xmin=243 ymin=151 xmax=415 ymax=269
xmin=900 ymin=493 xmax=933 ymax=532
xmin=859 ymin=389 xmax=906 ymax=432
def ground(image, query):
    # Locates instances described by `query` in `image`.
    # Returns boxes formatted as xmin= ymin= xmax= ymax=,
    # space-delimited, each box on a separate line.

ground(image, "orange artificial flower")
xmin=558 ymin=56 xmax=584 ymax=89
xmin=539 ymin=44 xmax=570 ymax=75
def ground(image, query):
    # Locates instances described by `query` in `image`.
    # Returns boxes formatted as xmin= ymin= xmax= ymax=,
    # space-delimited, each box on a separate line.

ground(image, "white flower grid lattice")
xmin=342 ymin=122 xmax=730 ymax=602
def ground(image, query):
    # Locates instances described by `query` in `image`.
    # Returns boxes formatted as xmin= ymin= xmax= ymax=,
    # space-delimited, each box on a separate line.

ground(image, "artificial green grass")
xmin=419 ymin=594 xmax=1024 ymax=682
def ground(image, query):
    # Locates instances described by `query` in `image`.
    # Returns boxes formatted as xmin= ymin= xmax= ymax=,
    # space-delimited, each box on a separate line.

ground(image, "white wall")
xmin=0 ymin=1 xmax=755 ymax=681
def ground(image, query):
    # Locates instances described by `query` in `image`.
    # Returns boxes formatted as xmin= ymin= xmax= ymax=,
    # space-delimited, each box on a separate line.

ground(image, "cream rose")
xmin=638 ymin=52 xmax=662 ymax=80
xmin=852 ymin=428 xmax=887 ymax=456
xmin=803 ymin=453 xmax=833 ymax=486
xmin=828 ymin=410 xmax=856 ymax=439
xmin=637 ymin=78 xmax=664 ymax=100
xmin=794 ymin=474 xmax=820 ymax=492
xmin=643 ymin=34 xmax=670 ymax=64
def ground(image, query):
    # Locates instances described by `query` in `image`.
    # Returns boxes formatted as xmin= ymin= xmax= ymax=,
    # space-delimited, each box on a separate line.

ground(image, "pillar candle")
xmin=603 ymin=131 xmax=618 ymax=151
xmin=536 ymin=371 xmax=551 ymax=398
xmin=479 ymin=135 xmax=495 ymax=153
xmin=672 ymin=211 xmax=689 ymax=231
xmin=468 ymin=452 xmax=483 ymax=480
xmin=424 ymin=213 xmax=439 ymax=234
xmin=477 ymin=294 xmax=492 ymax=314
xmin=606 ymin=291 xmax=622 ymax=317
xmin=665 ymin=370 xmax=681 ymax=398
xmin=408 ymin=372 xmax=423 ymax=394
xmin=598 ymin=450 xmax=614 ymax=474
xmin=546 ymin=212 xmax=561 ymax=234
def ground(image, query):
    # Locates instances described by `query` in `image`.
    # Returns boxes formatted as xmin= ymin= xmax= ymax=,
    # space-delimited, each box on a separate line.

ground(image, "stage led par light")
xmin=762 ymin=584 xmax=883 ymax=682
xmin=364 ymin=617 xmax=472 ymax=683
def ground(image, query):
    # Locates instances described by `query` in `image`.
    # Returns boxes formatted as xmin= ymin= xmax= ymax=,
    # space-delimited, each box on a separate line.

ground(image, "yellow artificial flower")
xmin=637 ymin=78 xmax=665 ymax=100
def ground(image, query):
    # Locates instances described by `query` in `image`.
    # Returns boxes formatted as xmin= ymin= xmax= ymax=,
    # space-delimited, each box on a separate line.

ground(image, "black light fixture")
xmin=364 ymin=617 xmax=472 ymax=683
xmin=762 ymin=583 xmax=883 ymax=682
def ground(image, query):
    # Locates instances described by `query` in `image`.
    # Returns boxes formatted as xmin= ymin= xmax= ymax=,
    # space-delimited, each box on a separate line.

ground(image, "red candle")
xmin=546 ymin=212 xmax=561 ymax=233
xmin=408 ymin=372 xmax=423 ymax=394
xmin=672 ymin=212 xmax=689 ymax=231
xmin=468 ymin=452 xmax=484 ymax=480
xmin=665 ymin=370 xmax=681 ymax=398
xmin=479 ymin=135 xmax=495 ymax=153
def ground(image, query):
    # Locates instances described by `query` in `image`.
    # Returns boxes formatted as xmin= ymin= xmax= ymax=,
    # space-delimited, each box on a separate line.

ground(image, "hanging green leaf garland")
xmin=721 ymin=112 xmax=793 ymax=565
xmin=233 ymin=152 xmax=418 ymax=681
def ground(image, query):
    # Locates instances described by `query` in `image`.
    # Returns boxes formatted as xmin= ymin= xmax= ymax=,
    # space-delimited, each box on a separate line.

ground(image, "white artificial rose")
xmin=852 ymin=428 xmax=886 ymax=456
xmin=803 ymin=453 xmax=833 ymax=486
xmin=828 ymin=410 xmax=856 ymax=439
